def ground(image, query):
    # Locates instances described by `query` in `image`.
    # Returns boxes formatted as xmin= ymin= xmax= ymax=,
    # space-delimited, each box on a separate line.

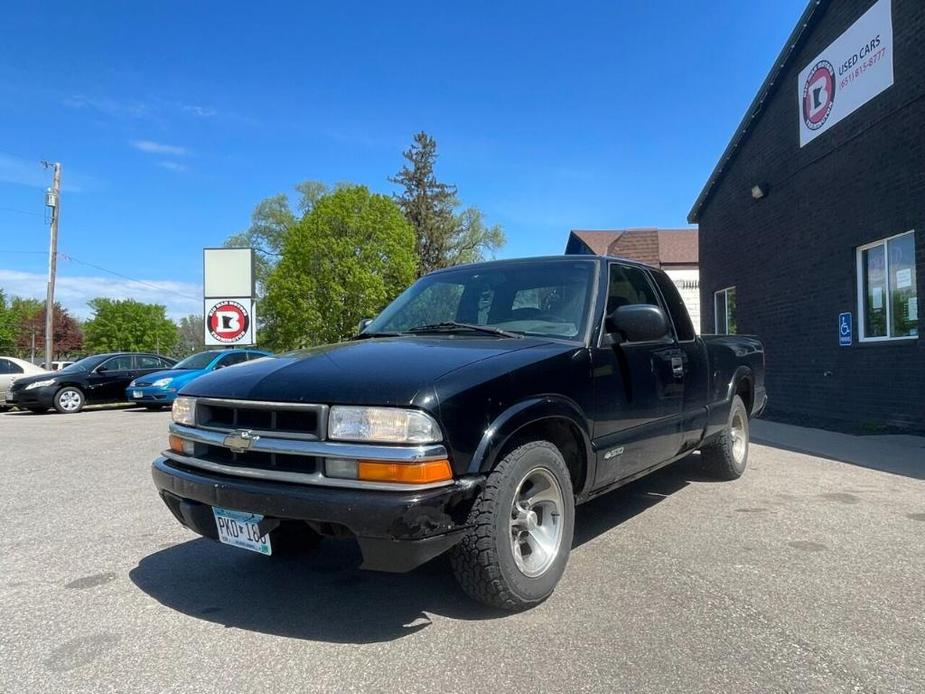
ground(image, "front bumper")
xmin=126 ymin=386 xmax=177 ymax=405
xmin=152 ymin=456 xmax=482 ymax=572
xmin=6 ymin=385 xmax=55 ymax=407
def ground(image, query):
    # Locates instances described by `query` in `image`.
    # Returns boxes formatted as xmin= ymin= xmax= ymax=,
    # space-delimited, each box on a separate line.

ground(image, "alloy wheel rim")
xmin=509 ymin=467 xmax=564 ymax=578
xmin=731 ymin=411 xmax=747 ymax=463
xmin=59 ymin=391 xmax=81 ymax=411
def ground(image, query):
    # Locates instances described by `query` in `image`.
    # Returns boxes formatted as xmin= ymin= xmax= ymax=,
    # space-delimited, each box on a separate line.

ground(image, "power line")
xmin=58 ymin=252 xmax=202 ymax=302
xmin=0 ymin=248 xmax=202 ymax=303
xmin=0 ymin=206 xmax=42 ymax=217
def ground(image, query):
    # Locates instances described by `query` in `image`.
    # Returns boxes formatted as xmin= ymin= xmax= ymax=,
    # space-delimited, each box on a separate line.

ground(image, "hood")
xmin=179 ymin=336 xmax=563 ymax=406
xmin=11 ymin=371 xmax=58 ymax=388
xmin=136 ymin=368 xmax=204 ymax=385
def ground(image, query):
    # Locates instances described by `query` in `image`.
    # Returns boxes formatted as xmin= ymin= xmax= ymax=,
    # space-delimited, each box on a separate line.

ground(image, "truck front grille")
xmin=195 ymin=442 xmax=320 ymax=475
xmin=196 ymin=398 xmax=327 ymax=440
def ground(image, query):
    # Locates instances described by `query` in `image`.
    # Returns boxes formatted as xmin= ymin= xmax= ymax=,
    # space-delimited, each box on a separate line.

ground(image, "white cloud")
xmin=0 ymin=152 xmax=98 ymax=193
xmin=0 ymin=269 xmax=202 ymax=321
xmin=131 ymin=140 xmax=189 ymax=156
xmin=181 ymin=104 xmax=217 ymax=118
xmin=156 ymin=161 xmax=188 ymax=172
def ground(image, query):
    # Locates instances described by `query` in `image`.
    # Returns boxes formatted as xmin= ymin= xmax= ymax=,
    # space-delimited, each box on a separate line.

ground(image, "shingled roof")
xmin=567 ymin=228 xmax=699 ymax=267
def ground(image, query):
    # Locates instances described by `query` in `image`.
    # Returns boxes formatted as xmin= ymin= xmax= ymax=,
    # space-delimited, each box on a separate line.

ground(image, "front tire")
xmin=450 ymin=440 xmax=575 ymax=610
xmin=701 ymin=394 xmax=749 ymax=480
xmin=53 ymin=387 xmax=85 ymax=414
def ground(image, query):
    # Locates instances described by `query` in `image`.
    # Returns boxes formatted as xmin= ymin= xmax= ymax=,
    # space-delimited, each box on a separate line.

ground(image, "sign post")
xmin=203 ymin=248 xmax=256 ymax=346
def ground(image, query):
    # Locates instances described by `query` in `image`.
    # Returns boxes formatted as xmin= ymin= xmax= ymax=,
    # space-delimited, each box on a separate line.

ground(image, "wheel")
xmin=701 ymin=395 xmax=749 ymax=480
xmin=450 ymin=440 xmax=575 ymax=610
xmin=27 ymin=407 xmax=49 ymax=414
xmin=53 ymin=387 xmax=85 ymax=414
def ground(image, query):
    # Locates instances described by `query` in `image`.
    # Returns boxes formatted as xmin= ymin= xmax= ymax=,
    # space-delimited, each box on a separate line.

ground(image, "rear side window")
xmin=136 ymin=355 xmax=165 ymax=369
xmin=217 ymin=352 xmax=249 ymax=368
xmin=0 ymin=359 xmax=23 ymax=375
xmin=650 ymin=270 xmax=696 ymax=341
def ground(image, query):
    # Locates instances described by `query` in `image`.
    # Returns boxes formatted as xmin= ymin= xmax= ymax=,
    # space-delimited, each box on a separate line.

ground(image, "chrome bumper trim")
xmin=161 ymin=451 xmax=454 ymax=492
xmin=169 ymin=422 xmax=448 ymax=462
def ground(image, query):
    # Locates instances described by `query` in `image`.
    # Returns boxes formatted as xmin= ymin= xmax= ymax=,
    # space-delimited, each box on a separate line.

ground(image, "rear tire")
xmin=450 ymin=440 xmax=575 ymax=610
xmin=701 ymin=395 xmax=749 ymax=480
xmin=53 ymin=387 xmax=85 ymax=414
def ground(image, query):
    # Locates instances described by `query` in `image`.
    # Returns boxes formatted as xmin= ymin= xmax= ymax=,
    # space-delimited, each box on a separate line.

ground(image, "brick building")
xmin=565 ymin=228 xmax=701 ymax=331
xmin=690 ymin=0 xmax=923 ymax=431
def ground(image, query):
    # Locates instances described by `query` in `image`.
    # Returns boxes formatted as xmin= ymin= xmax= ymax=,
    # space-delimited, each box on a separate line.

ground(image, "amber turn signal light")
xmin=357 ymin=459 xmax=452 ymax=484
xmin=169 ymin=434 xmax=193 ymax=455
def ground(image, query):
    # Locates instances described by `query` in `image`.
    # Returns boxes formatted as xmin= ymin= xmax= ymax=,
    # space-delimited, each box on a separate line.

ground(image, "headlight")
xmin=328 ymin=406 xmax=442 ymax=444
xmin=152 ymin=378 xmax=173 ymax=388
xmin=25 ymin=379 xmax=55 ymax=390
xmin=171 ymin=397 xmax=196 ymax=426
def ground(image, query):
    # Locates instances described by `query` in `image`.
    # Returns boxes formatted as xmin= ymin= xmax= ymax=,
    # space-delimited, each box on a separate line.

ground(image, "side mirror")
xmin=357 ymin=318 xmax=373 ymax=333
xmin=605 ymin=304 xmax=670 ymax=343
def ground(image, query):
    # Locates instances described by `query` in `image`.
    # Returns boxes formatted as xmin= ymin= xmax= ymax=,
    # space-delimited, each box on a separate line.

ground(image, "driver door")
xmin=590 ymin=263 xmax=684 ymax=488
xmin=86 ymin=355 xmax=136 ymax=403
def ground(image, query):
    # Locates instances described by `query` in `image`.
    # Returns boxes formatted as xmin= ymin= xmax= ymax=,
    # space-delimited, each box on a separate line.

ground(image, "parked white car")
xmin=0 ymin=357 xmax=48 ymax=410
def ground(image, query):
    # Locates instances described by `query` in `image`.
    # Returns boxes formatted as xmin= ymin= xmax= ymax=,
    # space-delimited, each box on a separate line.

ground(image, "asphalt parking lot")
xmin=1 ymin=408 xmax=923 ymax=693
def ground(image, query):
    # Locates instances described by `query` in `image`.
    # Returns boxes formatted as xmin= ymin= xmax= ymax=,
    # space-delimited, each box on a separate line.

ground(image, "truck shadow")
xmin=129 ymin=454 xmax=707 ymax=644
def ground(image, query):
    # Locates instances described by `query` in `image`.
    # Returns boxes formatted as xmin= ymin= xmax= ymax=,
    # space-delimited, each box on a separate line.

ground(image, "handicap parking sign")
xmin=838 ymin=312 xmax=852 ymax=346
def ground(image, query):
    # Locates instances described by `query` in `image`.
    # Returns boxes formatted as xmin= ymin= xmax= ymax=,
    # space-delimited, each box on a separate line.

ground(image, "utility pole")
xmin=43 ymin=162 xmax=61 ymax=369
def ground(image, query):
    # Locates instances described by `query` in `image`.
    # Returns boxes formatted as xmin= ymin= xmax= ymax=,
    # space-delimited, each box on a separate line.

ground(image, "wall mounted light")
xmin=751 ymin=184 xmax=767 ymax=200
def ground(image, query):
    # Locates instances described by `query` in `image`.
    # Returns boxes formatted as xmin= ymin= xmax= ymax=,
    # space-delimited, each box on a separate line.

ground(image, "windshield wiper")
xmin=406 ymin=321 xmax=522 ymax=338
xmin=351 ymin=331 xmax=405 ymax=340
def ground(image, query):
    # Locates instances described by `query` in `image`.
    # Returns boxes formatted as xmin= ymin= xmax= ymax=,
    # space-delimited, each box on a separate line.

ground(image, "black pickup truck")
xmin=152 ymin=256 xmax=765 ymax=609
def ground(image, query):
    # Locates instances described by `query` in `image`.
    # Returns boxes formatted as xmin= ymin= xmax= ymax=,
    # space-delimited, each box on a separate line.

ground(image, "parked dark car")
xmin=151 ymin=256 xmax=766 ymax=609
xmin=8 ymin=352 xmax=176 ymax=414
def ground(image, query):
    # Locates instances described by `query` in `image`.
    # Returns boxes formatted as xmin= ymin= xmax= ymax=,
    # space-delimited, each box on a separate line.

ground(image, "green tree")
xmin=0 ymin=291 xmax=13 ymax=354
xmin=262 ymin=185 xmax=417 ymax=348
xmin=390 ymin=131 xmax=505 ymax=275
xmin=83 ymin=299 xmax=177 ymax=354
xmin=174 ymin=314 xmax=205 ymax=357
xmin=224 ymin=180 xmax=344 ymax=294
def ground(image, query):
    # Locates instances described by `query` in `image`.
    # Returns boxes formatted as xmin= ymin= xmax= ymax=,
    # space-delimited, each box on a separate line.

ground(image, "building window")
xmin=714 ymin=287 xmax=736 ymax=334
xmin=857 ymin=231 xmax=917 ymax=341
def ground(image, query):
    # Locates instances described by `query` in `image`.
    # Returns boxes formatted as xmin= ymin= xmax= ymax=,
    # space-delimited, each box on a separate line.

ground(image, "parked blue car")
xmin=126 ymin=349 xmax=270 ymax=409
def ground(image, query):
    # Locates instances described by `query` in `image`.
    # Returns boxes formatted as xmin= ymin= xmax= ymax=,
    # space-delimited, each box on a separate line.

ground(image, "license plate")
xmin=212 ymin=507 xmax=272 ymax=555
xmin=132 ymin=390 xmax=143 ymax=399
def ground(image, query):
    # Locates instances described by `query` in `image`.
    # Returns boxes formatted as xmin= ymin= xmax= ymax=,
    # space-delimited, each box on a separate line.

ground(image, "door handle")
xmin=671 ymin=356 xmax=684 ymax=379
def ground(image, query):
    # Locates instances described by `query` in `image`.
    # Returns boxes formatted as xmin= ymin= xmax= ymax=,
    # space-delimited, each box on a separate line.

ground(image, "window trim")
xmin=597 ymin=261 xmax=677 ymax=347
xmin=713 ymin=286 xmax=736 ymax=334
xmin=856 ymin=230 xmax=918 ymax=343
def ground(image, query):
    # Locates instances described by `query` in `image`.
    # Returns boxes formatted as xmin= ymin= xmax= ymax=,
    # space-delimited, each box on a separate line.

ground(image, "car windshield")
xmin=174 ymin=351 xmax=223 ymax=370
xmin=365 ymin=260 xmax=596 ymax=340
xmin=54 ymin=355 xmax=108 ymax=373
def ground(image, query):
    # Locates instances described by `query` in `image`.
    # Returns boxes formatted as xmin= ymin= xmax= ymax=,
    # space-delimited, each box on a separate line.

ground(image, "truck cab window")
xmin=606 ymin=264 xmax=661 ymax=313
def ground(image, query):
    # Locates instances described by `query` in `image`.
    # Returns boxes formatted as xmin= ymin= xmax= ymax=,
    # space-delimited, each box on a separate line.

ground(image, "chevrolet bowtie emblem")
xmin=224 ymin=430 xmax=259 ymax=453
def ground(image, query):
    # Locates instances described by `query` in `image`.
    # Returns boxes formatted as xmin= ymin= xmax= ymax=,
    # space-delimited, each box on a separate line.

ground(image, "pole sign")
xmin=838 ymin=312 xmax=852 ymax=347
xmin=203 ymin=248 xmax=256 ymax=346
xmin=798 ymin=0 xmax=893 ymax=147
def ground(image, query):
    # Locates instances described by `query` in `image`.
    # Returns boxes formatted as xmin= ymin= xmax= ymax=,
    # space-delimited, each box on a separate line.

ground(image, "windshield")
xmin=174 ymin=351 xmax=223 ymax=370
xmin=57 ymin=355 xmax=108 ymax=373
xmin=366 ymin=260 xmax=596 ymax=340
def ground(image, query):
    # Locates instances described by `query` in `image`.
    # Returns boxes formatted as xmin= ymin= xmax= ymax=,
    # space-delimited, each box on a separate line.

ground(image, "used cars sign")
xmin=798 ymin=0 xmax=893 ymax=147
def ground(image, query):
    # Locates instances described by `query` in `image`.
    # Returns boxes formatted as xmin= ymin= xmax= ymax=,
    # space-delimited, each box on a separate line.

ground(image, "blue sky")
xmin=0 ymin=0 xmax=806 ymax=319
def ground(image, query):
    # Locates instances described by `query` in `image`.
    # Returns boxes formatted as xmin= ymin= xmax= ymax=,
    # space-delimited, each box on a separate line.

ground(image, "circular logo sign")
xmin=208 ymin=300 xmax=250 ymax=343
xmin=802 ymin=60 xmax=836 ymax=131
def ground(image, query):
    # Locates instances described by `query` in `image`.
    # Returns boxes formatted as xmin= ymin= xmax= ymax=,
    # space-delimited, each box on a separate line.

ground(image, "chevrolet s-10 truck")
xmin=152 ymin=255 xmax=766 ymax=609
